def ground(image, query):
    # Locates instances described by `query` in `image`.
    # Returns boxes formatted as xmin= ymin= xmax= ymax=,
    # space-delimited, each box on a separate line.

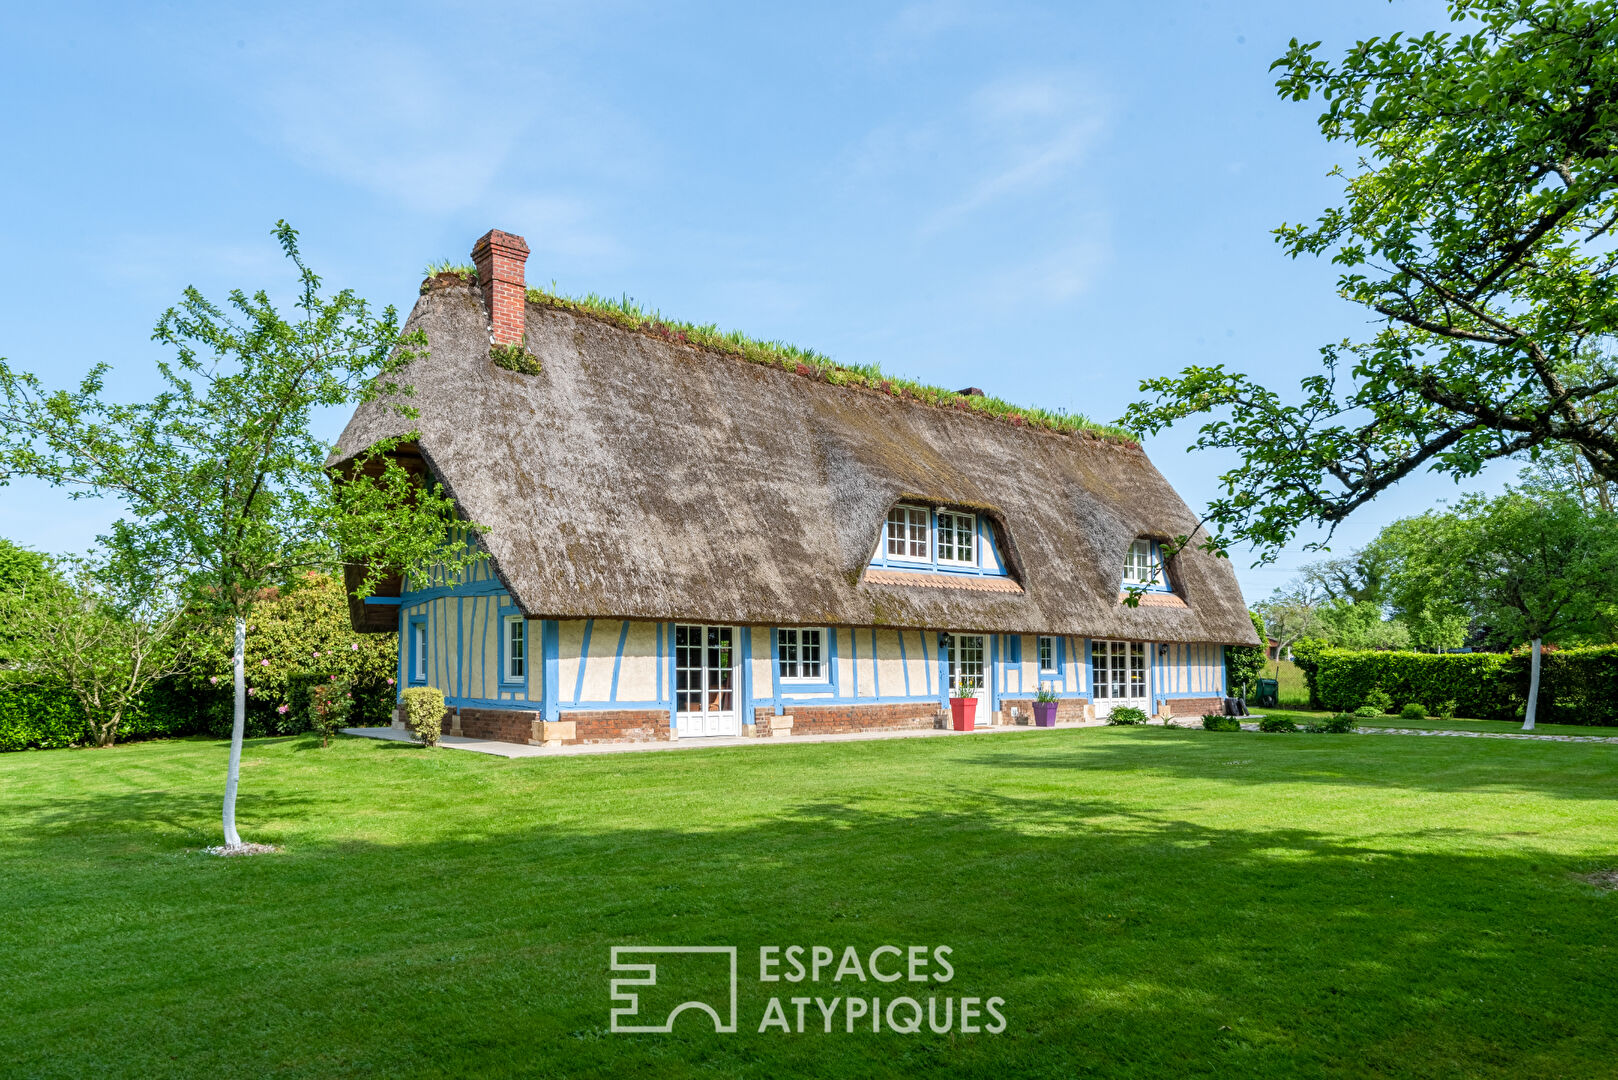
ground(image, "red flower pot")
xmin=949 ymin=697 xmax=977 ymax=731
xmin=1032 ymin=701 xmax=1058 ymax=727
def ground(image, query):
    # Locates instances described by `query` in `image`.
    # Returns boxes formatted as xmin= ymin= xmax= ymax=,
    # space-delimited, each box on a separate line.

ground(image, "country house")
xmin=332 ymin=229 xmax=1257 ymax=745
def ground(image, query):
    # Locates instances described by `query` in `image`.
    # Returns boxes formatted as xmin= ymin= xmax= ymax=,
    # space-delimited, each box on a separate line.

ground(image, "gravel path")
xmin=1354 ymin=726 xmax=1618 ymax=743
xmin=1234 ymin=722 xmax=1618 ymax=743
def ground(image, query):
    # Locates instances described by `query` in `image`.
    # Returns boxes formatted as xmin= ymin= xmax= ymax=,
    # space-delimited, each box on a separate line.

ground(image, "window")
xmin=1038 ymin=635 xmax=1057 ymax=675
xmin=1122 ymin=539 xmax=1163 ymax=586
xmin=1092 ymin=640 xmax=1147 ymax=700
xmin=886 ymin=505 xmax=929 ymax=561
xmin=503 ymin=615 xmax=526 ymax=683
xmin=776 ymin=627 xmax=824 ymax=681
xmin=411 ymin=623 xmax=427 ymax=683
xmin=935 ymin=510 xmax=976 ymax=565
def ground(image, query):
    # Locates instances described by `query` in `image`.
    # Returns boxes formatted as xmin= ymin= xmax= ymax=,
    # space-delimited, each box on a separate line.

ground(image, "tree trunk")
xmin=222 ymin=615 xmax=246 ymax=846
xmin=1522 ymin=636 xmax=1542 ymax=732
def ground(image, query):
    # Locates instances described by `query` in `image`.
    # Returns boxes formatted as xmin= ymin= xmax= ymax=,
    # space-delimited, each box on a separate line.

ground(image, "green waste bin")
xmin=1254 ymin=678 xmax=1279 ymax=708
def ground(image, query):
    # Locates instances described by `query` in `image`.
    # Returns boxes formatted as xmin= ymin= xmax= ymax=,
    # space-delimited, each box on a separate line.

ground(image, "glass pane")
xmin=802 ymin=629 xmax=821 ymax=678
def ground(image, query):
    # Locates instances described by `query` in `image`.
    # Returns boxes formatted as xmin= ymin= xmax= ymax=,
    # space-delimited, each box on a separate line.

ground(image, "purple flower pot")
xmin=1032 ymin=701 xmax=1058 ymax=727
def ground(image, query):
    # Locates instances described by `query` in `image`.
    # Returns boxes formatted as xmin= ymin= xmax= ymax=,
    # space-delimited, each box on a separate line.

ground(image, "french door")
xmin=675 ymin=625 xmax=739 ymax=737
xmin=1091 ymin=640 xmax=1149 ymax=716
xmin=943 ymin=633 xmax=988 ymax=704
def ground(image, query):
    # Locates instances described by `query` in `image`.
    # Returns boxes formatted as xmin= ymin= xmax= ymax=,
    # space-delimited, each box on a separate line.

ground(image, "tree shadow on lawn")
xmin=969 ymin=727 xmax=1618 ymax=800
xmin=3 ymin=781 xmax=1616 ymax=1080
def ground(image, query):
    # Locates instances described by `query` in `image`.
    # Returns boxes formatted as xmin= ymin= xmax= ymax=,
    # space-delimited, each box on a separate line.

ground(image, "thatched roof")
xmin=332 ymin=282 xmax=1257 ymax=645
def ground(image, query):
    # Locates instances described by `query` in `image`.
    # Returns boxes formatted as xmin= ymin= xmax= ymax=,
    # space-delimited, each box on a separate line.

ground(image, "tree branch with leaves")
xmin=1123 ymin=0 xmax=1618 ymax=561
xmin=0 ymin=222 xmax=483 ymax=846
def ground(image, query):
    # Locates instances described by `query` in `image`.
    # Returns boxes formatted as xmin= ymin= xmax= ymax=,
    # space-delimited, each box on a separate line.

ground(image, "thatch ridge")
xmin=333 ymin=282 xmax=1257 ymax=645
xmin=419 ymin=272 xmax=1136 ymax=443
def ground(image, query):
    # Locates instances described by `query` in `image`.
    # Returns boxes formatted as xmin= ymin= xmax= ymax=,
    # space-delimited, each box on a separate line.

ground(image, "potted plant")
xmin=1032 ymin=684 xmax=1059 ymax=727
xmin=949 ymin=677 xmax=980 ymax=731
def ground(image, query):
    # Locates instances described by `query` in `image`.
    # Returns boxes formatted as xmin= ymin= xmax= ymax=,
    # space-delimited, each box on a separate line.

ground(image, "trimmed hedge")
xmin=1291 ymin=643 xmax=1618 ymax=725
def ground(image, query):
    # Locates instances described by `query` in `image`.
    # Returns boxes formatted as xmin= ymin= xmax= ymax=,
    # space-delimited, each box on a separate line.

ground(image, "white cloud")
xmin=252 ymin=38 xmax=521 ymax=213
xmin=922 ymin=75 xmax=1107 ymax=234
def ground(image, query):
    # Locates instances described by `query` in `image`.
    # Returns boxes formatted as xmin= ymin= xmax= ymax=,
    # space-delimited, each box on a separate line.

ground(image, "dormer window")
xmin=1123 ymin=538 xmax=1165 ymax=587
xmin=886 ymin=505 xmax=930 ymax=561
xmin=935 ymin=510 xmax=976 ymax=566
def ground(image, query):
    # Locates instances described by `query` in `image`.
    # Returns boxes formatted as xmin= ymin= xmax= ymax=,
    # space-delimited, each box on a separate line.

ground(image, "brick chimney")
xmin=470 ymin=229 xmax=530 ymax=345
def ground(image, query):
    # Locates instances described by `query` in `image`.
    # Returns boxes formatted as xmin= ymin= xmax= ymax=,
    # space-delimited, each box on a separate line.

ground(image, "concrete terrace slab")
xmin=340 ymin=719 xmax=1114 ymax=759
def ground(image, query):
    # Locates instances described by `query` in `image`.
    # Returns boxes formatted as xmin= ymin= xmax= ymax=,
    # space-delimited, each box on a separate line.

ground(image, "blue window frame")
xmin=408 ymin=618 xmax=428 ymax=685
xmin=501 ymin=613 xmax=526 ymax=685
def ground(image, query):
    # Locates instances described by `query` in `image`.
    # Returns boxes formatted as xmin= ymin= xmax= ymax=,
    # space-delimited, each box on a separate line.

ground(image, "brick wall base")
xmin=1162 ymin=697 xmax=1226 ymax=719
xmin=569 ymin=710 xmax=671 ymax=745
xmin=458 ymin=707 xmax=671 ymax=745
xmin=459 ymin=708 xmax=539 ymax=744
xmin=754 ymin=702 xmax=945 ymax=737
xmin=998 ymin=698 xmax=1091 ymax=723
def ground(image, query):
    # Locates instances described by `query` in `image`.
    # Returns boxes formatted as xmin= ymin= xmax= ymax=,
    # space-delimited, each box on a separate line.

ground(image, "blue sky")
xmin=0 ymin=0 xmax=1513 ymax=600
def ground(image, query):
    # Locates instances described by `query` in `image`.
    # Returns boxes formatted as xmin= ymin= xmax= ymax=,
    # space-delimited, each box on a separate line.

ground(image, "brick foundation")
xmin=999 ymin=698 xmax=1091 ymax=723
xmin=1162 ymin=697 xmax=1225 ymax=719
xmin=569 ymin=710 xmax=672 ymax=745
xmin=459 ymin=708 xmax=539 ymax=743
xmin=755 ymin=702 xmax=945 ymax=737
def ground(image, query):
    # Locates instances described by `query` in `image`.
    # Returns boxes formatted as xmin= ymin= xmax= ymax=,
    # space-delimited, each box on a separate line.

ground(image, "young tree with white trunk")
xmin=1430 ymin=492 xmax=1618 ymax=729
xmin=0 ymin=223 xmax=480 ymax=846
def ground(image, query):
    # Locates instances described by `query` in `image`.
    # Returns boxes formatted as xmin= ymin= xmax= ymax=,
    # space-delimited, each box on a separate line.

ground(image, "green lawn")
xmin=3 ymin=728 xmax=1616 ymax=1079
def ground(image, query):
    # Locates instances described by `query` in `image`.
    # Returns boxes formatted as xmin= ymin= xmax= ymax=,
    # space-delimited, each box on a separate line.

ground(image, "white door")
xmin=1091 ymin=640 xmax=1149 ymax=716
xmin=944 ymin=633 xmax=989 ymax=713
xmin=675 ymin=625 xmax=739 ymax=737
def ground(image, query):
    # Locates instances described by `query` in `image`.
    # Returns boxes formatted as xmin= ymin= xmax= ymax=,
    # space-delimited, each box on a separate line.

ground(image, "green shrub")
xmin=1400 ymin=702 xmax=1429 ymax=721
xmin=1306 ymin=714 xmax=1355 ymax=734
xmin=1201 ymin=713 xmax=1241 ymax=731
xmin=309 ymin=678 xmax=352 ymax=747
xmin=402 ymin=686 xmax=445 ymax=746
xmin=1352 ymin=705 xmax=1382 ymax=719
xmin=1258 ymin=716 xmax=1298 ymax=733
xmin=1436 ymin=699 xmax=1457 ymax=721
xmin=1363 ymin=688 xmax=1393 ymax=714
xmin=1106 ymin=706 xmax=1149 ymax=726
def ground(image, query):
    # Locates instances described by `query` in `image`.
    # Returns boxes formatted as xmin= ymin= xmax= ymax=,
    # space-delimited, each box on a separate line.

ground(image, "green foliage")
xmin=1500 ymin=645 xmax=1618 ymax=726
xmin=0 ymin=538 xmax=53 ymax=668
xmin=1202 ymin=713 xmax=1241 ymax=732
xmin=1436 ymin=699 xmax=1457 ymax=722
xmin=1034 ymin=683 xmax=1058 ymax=704
xmin=0 ymin=684 xmax=89 ymax=750
xmin=0 ymin=552 xmax=196 ymax=746
xmin=0 ymin=572 xmax=398 ymax=751
xmin=519 ymin=284 xmax=1132 ymax=442
xmin=402 ymin=686 xmax=444 ymax=746
xmin=1224 ymin=611 xmax=1268 ymax=697
xmin=1106 ymin=706 xmax=1149 ymax=726
xmin=188 ymin=572 xmax=398 ymax=737
xmin=1123 ymin=2 xmax=1618 ymax=559
xmin=1400 ymin=702 xmax=1429 ymax=721
xmin=308 ymin=677 xmax=352 ymax=747
xmin=489 ymin=339 xmax=542 ymax=375
xmin=1318 ymin=599 xmax=1411 ymax=651
xmin=0 ymin=222 xmax=482 ymax=624
xmin=1362 ymin=688 xmax=1393 ymax=715
xmin=1258 ymin=716 xmax=1298 ymax=733
xmin=1321 ymin=714 xmax=1356 ymax=734
xmin=1352 ymin=706 xmax=1383 ymax=720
